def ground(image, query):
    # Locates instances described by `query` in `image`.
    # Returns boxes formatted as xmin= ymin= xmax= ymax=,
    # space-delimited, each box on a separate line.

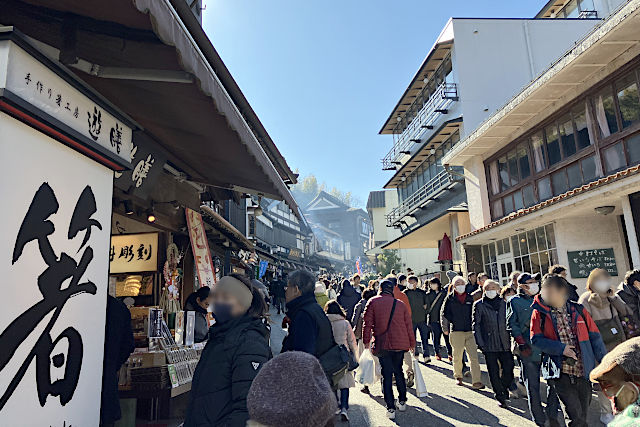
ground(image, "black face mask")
xmin=212 ymin=302 xmax=234 ymax=324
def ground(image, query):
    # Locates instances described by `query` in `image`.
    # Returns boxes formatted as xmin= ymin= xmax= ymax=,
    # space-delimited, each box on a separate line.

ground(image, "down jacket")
xmin=327 ymin=313 xmax=359 ymax=389
xmin=441 ymin=292 xmax=474 ymax=332
xmin=506 ymin=290 xmax=542 ymax=361
xmin=185 ymin=316 xmax=271 ymax=427
xmin=472 ymin=297 xmax=511 ymax=352
xmin=362 ymin=294 xmax=415 ymax=353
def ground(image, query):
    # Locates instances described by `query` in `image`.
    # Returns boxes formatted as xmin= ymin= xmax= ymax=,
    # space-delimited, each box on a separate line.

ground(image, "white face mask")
xmin=455 ymin=285 xmax=466 ymax=294
xmin=506 ymin=295 xmax=516 ymax=303
xmin=408 ymin=282 xmax=417 ymax=289
xmin=527 ymin=282 xmax=539 ymax=295
xmin=594 ymin=279 xmax=611 ymax=293
xmin=485 ymin=290 xmax=498 ymax=299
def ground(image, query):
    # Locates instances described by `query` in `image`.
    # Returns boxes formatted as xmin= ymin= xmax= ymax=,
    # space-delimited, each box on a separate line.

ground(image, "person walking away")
xmin=509 ymin=271 xmax=522 ymax=291
xmin=272 ymin=277 xmax=287 ymax=315
xmin=101 ymin=296 xmax=135 ymax=427
xmin=617 ymin=269 xmax=640 ymax=325
xmin=426 ymin=278 xmax=451 ymax=361
xmin=589 ymin=337 xmax=640 ymax=426
xmin=507 ymin=272 xmax=561 ymax=426
xmin=325 ymin=301 xmax=359 ymax=422
xmin=337 ymin=278 xmax=361 ymax=322
xmin=315 ymin=281 xmax=330 ymax=309
xmin=441 ymin=276 xmax=483 ymax=389
xmin=363 ymin=279 xmax=415 ymax=420
xmin=281 ymin=270 xmax=334 ymax=358
xmin=184 ymin=286 xmax=212 ymax=343
xmin=531 ymin=274 xmax=607 ymax=427
xmin=579 ymin=268 xmax=631 ymax=425
xmin=351 ymin=289 xmax=377 ymax=394
xmin=246 ymin=351 xmax=337 ymax=427
xmin=404 ymin=275 xmax=431 ymax=363
xmin=185 ymin=274 xmax=271 ymax=427
xmin=549 ymin=264 xmax=579 ymax=302
xmin=472 ymin=280 xmax=514 ymax=407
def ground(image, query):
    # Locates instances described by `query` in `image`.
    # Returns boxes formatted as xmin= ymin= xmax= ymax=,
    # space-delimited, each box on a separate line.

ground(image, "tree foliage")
xmin=292 ymin=173 xmax=363 ymax=208
xmin=376 ymin=249 xmax=402 ymax=276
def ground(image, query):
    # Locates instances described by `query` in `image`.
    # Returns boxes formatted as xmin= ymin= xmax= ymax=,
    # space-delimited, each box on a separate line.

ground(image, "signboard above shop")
xmin=568 ymin=248 xmax=618 ymax=278
xmin=110 ymin=233 xmax=159 ymax=274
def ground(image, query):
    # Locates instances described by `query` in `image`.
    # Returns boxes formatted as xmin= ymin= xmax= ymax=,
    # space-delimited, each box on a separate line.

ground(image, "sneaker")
xmin=471 ymin=382 xmax=485 ymax=390
xmin=600 ymin=413 xmax=615 ymax=425
xmin=335 ymin=408 xmax=341 ymax=415
xmin=360 ymin=385 xmax=370 ymax=394
xmin=497 ymin=397 xmax=508 ymax=408
xmin=340 ymin=409 xmax=349 ymax=422
xmin=423 ymin=356 xmax=431 ymax=364
xmin=435 ymin=355 xmax=442 ymax=361
xmin=406 ymin=372 xmax=415 ymax=388
xmin=386 ymin=409 xmax=396 ymax=420
xmin=396 ymin=400 xmax=407 ymax=412
xmin=456 ymin=378 xmax=464 ymax=386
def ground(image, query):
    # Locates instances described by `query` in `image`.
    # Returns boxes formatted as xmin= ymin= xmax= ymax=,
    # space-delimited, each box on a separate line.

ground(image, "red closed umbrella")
xmin=438 ymin=233 xmax=453 ymax=261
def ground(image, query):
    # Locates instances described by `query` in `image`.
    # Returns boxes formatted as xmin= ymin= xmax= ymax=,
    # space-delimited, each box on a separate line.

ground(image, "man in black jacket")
xmin=281 ymin=270 xmax=334 ymax=358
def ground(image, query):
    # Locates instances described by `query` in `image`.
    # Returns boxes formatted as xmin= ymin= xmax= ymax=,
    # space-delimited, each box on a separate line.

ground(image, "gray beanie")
xmin=247 ymin=351 xmax=337 ymax=427
xmin=591 ymin=337 xmax=640 ymax=382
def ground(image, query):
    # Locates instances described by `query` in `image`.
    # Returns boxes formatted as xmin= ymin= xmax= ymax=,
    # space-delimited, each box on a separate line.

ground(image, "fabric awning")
xmin=5 ymin=0 xmax=300 ymax=216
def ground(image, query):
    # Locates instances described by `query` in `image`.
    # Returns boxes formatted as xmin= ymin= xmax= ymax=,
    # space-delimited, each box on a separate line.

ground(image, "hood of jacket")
xmin=327 ymin=313 xmax=345 ymax=323
xmin=340 ymin=283 xmax=359 ymax=297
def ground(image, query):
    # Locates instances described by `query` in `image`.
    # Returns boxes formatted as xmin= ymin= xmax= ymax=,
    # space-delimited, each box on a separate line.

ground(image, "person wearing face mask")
xmin=617 ymin=269 xmax=640 ymax=326
xmin=590 ymin=337 xmax=640 ymax=426
xmin=426 ymin=278 xmax=452 ymax=361
xmin=184 ymin=286 xmax=213 ymax=343
xmin=531 ymin=274 xmax=606 ymax=427
xmin=507 ymin=273 xmax=561 ymax=427
xmin=549 ymin=264 xmax=579 ymax=302
xmin=404 ymin=275 xmax=431 ymax=363
xmin=472 ymin=280 xmax=513 ymax=407
xmin=440 ymin=276 xmax=483 ymax=389
xmin=579 ymin=268 xmax=631 ymax=424
xmin=185 ymin=274 xmax=271 ymax=427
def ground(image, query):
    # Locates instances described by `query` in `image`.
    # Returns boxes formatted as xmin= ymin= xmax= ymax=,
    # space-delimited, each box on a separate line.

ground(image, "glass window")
xmin=573 ymin=103 xmax=593 ymax=151
xmin=545 ymin=224 xmax=556 ymax=249
xmin=520 ymin=255 xmax=531 ymax=273
xmin=604 ymin=142 xmax=626 ymax=172
xmin=491 ymin=199 xmax=503 ymax=220
xmin=523 ymin=184 xmax=536 ymax=207
xmin=595 ymin=86 xmax=619 ymax=137
xmin=626 ymin=133 xmax=640 ymax=165
xmin=508 ymin=151 xmax=519 ymax=186
xmin=511 ymin=236 xmax=521 ymax=257
xmin=513 ymin=190 xmax=524 ymax=211
xmin=498 ymin=156 xmax=509 ymax=191
xmin=503 ymin=194 xmax=514 ymax=214
xmin=581 ymin=155 xmax=598 ymax=182
xmin=579 ymin=0 xmax=594 ymax=11
xmin=489 ymin=161 xmax=500 ymax=195
xmin=527 ymin=230 xmax=539 ymax=253
xmin=517 ymin=143 xmax=531 ymax=179
xmin=530 ymin=253 xmax=542 ymax=275
xmin=519 ymin=232 xmax=528 ymax=255
xmin=552 ymin=170 xmax=568 ymax=196
xmin=536 ymin=226 xmax=548 ymax=250
xmin=545 ymin=124 xmax=562 ymax=166
xmin=537 ymin=177 xmax=552 ymax=201
xmin=616 ymin=72 xmax=640 ymax=129
xmin=565 ymin=0 xmax=579 ymax=17
xmin=531 ymin=132 xmax=547 ymax=172
xmin=567 ymin=162 xmax=582 ymax=188
xmin=559 ymin=115 xmax=577 ymax=158
xmin=488 ymin=242 xmax=496 ymax=259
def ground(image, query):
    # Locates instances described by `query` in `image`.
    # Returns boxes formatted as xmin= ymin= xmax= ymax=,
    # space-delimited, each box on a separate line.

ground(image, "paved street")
xmin=269 ymin=307 xmax=604 ymax=427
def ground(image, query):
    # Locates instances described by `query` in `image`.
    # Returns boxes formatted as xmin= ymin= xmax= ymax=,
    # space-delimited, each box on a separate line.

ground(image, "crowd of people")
xmin=97 ymin=265 xmax=640 ymax=426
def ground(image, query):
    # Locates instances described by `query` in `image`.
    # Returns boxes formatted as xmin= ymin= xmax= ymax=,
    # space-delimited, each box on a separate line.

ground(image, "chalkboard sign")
xmin=567 ymin=248 xmax=618 ymax=278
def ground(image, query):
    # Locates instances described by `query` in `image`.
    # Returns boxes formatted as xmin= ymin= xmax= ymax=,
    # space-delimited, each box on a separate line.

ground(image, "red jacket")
xmin=394 ymin=287 xmax=412 ymax=317
xmin=363 ymin=294 xmax=415 ymax=352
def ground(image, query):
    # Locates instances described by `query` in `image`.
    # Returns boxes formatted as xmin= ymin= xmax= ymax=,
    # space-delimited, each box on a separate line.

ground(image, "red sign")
xmin=185 ymin=208 xmax=216 ymax=287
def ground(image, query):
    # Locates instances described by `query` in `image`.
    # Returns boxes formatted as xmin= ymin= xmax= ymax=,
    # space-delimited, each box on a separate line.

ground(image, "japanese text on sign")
xmin=567 ymin=248 xmax=618 ymax=279
xmin=185 ymin=208 xmax=216 ymax=288
xmin=109 ymin=233 xmax=158 ymax=274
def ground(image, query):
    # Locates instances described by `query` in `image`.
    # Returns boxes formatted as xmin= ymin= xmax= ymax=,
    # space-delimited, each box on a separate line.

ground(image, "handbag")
xmin=347 ymin=350 xmax=359 ymax=371
xmin=595 ymin=304 xmax=625 ymax=347
xmin=317 ymin=344 xmax=350 ymax=389
xmin=372 ymin=299 xmax=397 ymax=356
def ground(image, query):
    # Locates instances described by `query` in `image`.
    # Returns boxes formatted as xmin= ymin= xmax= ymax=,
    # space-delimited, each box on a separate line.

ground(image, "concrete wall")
xmin=554 ymin=215 xmax=630 ymax=293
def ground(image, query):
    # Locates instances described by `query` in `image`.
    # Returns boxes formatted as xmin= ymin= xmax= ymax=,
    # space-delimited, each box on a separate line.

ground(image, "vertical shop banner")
xmin=259 ymin=261 xmax=269 ymax=279
xmin=185 ymin=208 xmax=216 ymax=287
xmin=0 ymin=112 xmax=113 ymax=425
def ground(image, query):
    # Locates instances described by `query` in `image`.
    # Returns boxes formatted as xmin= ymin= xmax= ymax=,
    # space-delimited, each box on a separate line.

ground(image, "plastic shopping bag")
xmin=413 ymin=357 xmax=429 ymax=398
xmin=355 ymin=349 xmax=377 ymax=385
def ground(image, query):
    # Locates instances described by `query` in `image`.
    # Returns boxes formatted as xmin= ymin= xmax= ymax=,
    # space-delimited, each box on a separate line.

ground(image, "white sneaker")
xmin=340 ymin=409 xmax=349 ymax=422
xmin=334 ymin=408 xmax=341 ymax=415
xmin=600 ymin=413 xmax=615 ymax=425
xmin=386 ymin=409 xmax=396 ymax=419
xmin=396 ymin=400 xmax=407 ymax=412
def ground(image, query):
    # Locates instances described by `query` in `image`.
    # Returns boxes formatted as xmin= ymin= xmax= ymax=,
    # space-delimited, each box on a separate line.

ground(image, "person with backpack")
xmin=362 ymin=279 xmax=415 ymax=420
xmin=531 ymin=273 xmax=607 ymax=427
xmin=338 ymin=278 xmax=361 ymax=322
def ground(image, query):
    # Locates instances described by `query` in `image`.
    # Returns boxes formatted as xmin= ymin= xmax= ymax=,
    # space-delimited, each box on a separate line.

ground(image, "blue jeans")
xmin=412 ymin=321 xmax=431 ymax=356
xmin=338 ymin=388 xmax=349 ymax=410
xmin=379 ymin=351 xmax=407 ymax=410
xmin=521 ymin=358 xmax=560 ymax=426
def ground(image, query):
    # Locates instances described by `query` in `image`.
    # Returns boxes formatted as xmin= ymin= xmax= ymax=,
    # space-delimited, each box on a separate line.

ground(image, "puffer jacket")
xmin=441 ymin=291 xmax=474 ymax=332
xmin=617 ymin=282 xmax=640 ymax=324
xmin=327 ymin=314 xmax=359 ymax=389
xmin=506 ymin=290 xmax=541 ymax=362
xmin=472 ymin=297 xmax=510 ymax=352
xmin=362 ymin=293 xmax=415 ymax=353
xmin=185 ymin=316 xmax=271 ymax=427
xmin=337 ymin=284 xmax=361 ymax=321
xmin=530 ymin=295 xmax=606 ymax=380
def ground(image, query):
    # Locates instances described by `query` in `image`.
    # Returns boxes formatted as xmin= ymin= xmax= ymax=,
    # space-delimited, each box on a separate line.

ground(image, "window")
xmin=581 ymin=155 xmax=598 ymax=182
xmin=573 ymin=103 xmax=593 ymax=151
xmin=559 ymin=114 xmax=577 ymax=158
xmin=517 ymin=143 xmax=531 ymax=179
xmin=551 ymin=170 xmax=568 ymax=196
xmin=489 ymin=161 xmax=500 ymax=195
xmin=498 ymin=155 xmax=509 ymax=191
xmin=513 ymin=190 xmax=524 ymax=211
xmin=616 ymin=72 xmax=640 ymax=129
xmin=503 ymin=194 xmax=514 ymax=214
xmin=565 ymin=0 xmax=579 ymax=17
xmin=567 ymin=162 xmax=582 ymax=188
xmin=491 ymin=199 xmax=503 ymax=220
xmin=626 ymin=133 xmax=640 ymax=164
xmin=531 ymin=133 xmax=547 ymax=172
xmin=522 ymin=185 xmax=535 ymax=207
xmin=595 ymin=86 xmax=619 ymax=137
xmin=508 ymin=151 xmax=519 ymax=186
xmin=545 ymin=124 xmax=562 ymax=166
xmin=604 ymin=142 xmax=626 ymax=172
xmin=538 ymin=177 xmax=552 ymax=201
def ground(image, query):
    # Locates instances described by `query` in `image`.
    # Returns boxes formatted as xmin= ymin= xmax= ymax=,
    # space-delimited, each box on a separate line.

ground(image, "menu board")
xmin=567 ymin=248 xmax=618 ymax=278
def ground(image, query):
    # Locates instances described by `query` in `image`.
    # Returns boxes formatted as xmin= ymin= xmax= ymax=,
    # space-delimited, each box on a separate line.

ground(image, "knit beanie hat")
xmin=381 ymin=279 xmax=395 ymax=295
xmin=591 ymin=337 xmax=640 ymax=382
xmin=247 ymin=351 xmax=337 ymax=427
xmin=212 ymin=276 xmax=253 ymax=311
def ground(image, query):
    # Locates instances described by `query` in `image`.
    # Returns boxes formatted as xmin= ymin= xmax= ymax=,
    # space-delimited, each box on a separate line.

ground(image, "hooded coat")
xmin=337 ymin=283 xmax=361 ymax=321
xmin=185 ymin=316 xmax=271 ymax=427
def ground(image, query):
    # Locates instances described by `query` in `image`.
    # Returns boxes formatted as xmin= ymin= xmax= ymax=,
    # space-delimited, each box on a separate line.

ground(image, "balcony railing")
xmin=386 ymin=167 xmax=464 ymax=227
xmin=578 ymin=10 xmax=597 ymax=18
xmin=382 ymin=82 xmax=458 ymax=171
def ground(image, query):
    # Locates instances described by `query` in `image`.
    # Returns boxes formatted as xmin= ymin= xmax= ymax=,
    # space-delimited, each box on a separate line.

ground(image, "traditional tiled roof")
xmin=457 ymin=164 xmax=640 ymax=242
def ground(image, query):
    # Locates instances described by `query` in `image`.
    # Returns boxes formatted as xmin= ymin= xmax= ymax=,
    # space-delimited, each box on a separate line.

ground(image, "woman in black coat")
xmin=184 ymin=286 xmax=212 ymax=343
xmin=185 ymin=274 xmax=271 ymax=427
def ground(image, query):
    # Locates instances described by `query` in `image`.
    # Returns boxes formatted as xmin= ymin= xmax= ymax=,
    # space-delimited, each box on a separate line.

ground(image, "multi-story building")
xmin=378 ymin=7 xmax=606 ymax=273
xmin=444 ymin=0 xmax=635 ymax=288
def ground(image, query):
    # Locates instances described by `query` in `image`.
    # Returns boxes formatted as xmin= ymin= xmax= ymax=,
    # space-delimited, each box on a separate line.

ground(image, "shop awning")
xmin=4 ymin=0 xmax=300 ymax=216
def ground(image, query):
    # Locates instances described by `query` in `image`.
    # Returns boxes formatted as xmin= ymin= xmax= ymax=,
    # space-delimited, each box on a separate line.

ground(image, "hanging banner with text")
xmin=186 ymin=208 xmax=216 ymax=287
xmin=110 ymin=233 xmax=158 ymax=273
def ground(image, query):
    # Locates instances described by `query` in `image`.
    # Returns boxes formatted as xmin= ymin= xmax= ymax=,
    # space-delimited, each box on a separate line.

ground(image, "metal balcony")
xmin=382 ymin=82 xmax=458 ymax=171
xmin=386 ymin=167 xmax=464 ymax=227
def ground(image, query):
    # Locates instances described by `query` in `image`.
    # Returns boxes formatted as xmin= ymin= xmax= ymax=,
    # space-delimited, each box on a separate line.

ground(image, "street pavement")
xmin=269 ymin=307 xmax=605 ymax=427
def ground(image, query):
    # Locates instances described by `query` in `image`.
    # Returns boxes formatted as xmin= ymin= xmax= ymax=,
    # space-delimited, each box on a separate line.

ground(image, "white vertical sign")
xmin=0 ymin=111 xmax=113 ymax=426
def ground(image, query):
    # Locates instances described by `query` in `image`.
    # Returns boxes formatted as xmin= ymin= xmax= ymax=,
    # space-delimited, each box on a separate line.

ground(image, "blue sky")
xmin=203 ymin=1 xmax=546 ymax=207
